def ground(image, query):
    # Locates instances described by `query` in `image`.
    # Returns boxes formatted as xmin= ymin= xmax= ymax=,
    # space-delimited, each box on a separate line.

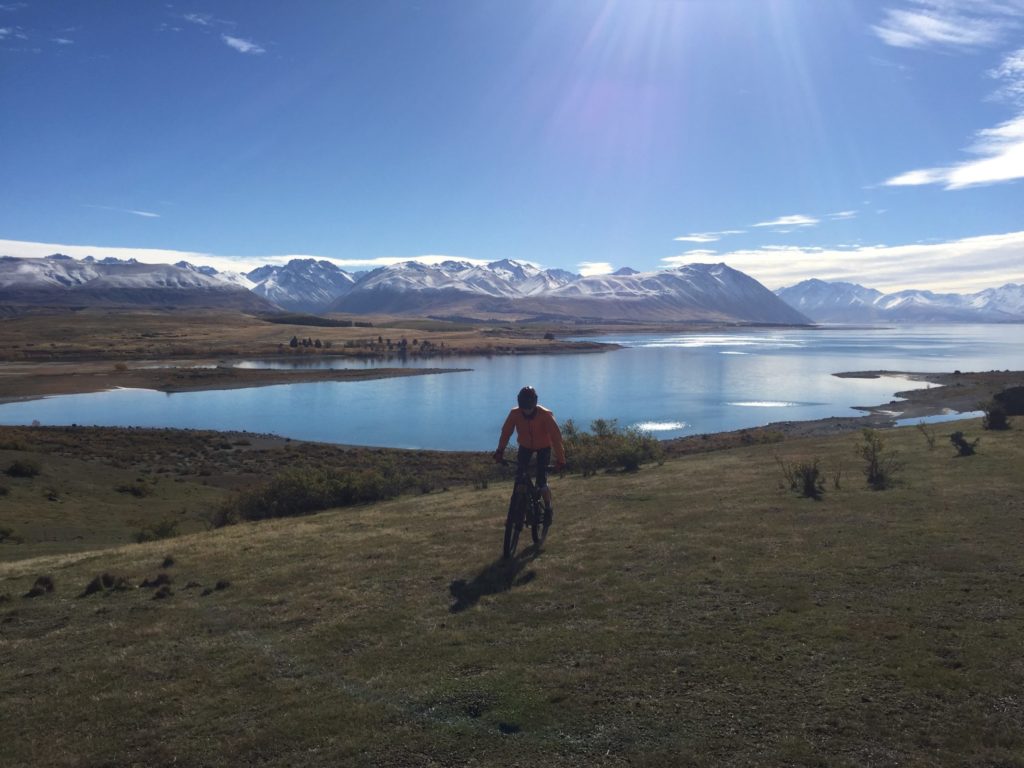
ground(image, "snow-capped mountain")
xmin=332 ymin=260 xmax=809 ymax=324
xmin=246 ymin=258 xmax=356 ymax=313
xmin=0 ymin=254 xmax=273 ymax=311
xmin=176 ymin=261 xmax=256 ymax=290
xmin=776 ymin=279 xmax=1024 ymax=323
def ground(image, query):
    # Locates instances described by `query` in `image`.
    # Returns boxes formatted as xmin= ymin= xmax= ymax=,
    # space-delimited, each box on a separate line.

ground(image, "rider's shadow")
xmin=448 ymin=546 xmax=540 ymax=614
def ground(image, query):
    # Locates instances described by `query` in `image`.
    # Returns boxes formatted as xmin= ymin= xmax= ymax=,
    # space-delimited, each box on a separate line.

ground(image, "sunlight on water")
xmin=728 ymin=401 xmax=801 ymax=408
xmin=633 ymin=421 xmax=688 ymax=432
xmin=638 ymin=334 xmax=805 ymax=349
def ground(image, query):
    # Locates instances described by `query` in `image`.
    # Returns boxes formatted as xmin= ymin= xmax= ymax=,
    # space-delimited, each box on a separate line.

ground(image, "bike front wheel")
xmin=503 ymin=493 xmax=526 ymax=559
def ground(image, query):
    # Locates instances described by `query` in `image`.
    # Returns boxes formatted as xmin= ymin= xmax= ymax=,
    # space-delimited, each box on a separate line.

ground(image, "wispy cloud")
xmin=873 ymin=7 xmax=1005 ymax=49
xmin=183 ymin=13 xmax=214 ymax=27
xmin=0 ymin=25 xmax=26 ymax=40
xmin=884 ymin=113 xmax=1024 ymax=188
xmin=662 ymin=230 xmax=1024 ymax=292
xmin=673 ymin=229 xmax=744 ymax=243
xmin=221 ymin=34 xmax=265 ymax=55
xmin=828 ymin=210 xmax=858 ymax=220
xmin=85 ymin=204 xmax=161 ymax=219
xmin=577 ymin=261 xmax=614 ymax=276
xmin=51 ymin=37 xmax=73 ymax=45
xmin=990 ymin=46 xmax=1024 ymax=104
xmin=753 ymin=214 xmax=819 ymax=229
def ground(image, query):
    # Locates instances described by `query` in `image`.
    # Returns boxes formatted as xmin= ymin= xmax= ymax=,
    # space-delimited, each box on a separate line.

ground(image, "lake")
xmin=1 ymin=324 xmax=1021 ymax=451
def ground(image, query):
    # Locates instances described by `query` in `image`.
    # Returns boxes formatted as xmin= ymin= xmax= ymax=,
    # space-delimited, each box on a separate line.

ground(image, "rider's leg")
xmin=536 ymin=448 xmax=553 ymax=521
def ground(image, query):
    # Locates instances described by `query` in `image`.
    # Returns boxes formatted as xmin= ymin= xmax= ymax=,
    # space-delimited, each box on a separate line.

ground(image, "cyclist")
xmin=493 ymin=386 xmax=566 ymax=527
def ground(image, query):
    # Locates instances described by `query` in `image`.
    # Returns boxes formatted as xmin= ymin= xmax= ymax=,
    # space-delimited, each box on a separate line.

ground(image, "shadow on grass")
xmin=448 ymin=545 xmax=541 ymax=614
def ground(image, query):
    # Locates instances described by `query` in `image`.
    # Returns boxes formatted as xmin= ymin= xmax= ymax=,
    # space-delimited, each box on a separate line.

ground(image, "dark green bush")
xmin=980 ymin=400 xmax=1010 ymax=430
xmin=950 ymin=431 xmax=979 ymax=456
xmin=6 ymin=460 xmax=40 ymax=478
xmin=563 ymin=418 xmax=663 ymax=477
xmin=226 ymin=466 xmax=402 ymax=523
xmin=134 ymin=519 xmax=179 ymax=543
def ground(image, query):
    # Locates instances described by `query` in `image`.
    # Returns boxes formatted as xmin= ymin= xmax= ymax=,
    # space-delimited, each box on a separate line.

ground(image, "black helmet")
xmin=517 ymin=386 xmax=538 ymax=409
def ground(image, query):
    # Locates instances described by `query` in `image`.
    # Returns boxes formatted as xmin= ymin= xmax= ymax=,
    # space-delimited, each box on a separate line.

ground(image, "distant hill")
xmin=0 ymin=254 xmax=275 ymax=312
xmin=777 ymin=278 xmax=1024 ymax=323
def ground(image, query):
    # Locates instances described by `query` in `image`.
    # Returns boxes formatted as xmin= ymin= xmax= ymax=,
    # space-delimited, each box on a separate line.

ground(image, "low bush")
xmin=6 ymin=460 xmax=40 ymax=478
xmin=950 ymin=431 xmax=979 ymax=457
xmin=563 ymin=418 xmax=663 ymax=477
xmin=134 ymin=519 xmax=179 ymax=543
xmin=858 ymin=429 xmax=901 ymax=490
xmin=0 ymin=526 xmax=21 ymax=544
xmin=222 ymin=466 xmax=403 ymax=523
xmin=116 ymin=482 xmax=152 ymax=498
xmin=778 ymin=457 xmax=825 ymax=499
xmin=980 ymin=399 xmax=1010 ymax=430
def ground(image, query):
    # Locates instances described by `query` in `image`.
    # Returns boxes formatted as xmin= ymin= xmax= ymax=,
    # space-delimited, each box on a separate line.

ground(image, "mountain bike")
xmin=501 ymin=459 xmax=552 ymax=559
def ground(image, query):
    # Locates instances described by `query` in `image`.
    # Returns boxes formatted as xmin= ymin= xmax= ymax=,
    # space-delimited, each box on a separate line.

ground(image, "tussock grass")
xmin=1 ymin=418 xmax=1023 ymax=766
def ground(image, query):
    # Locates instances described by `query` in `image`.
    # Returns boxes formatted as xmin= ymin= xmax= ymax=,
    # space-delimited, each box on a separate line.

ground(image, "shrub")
xmin=950 ymin=431 xmax=979 ymax=457
xmin=6 ymin=460 xmax=40 ymax=478
xmin=0 ymin=526 xmax=21 ymax=544
xmin=778 ymin=457 xmax=825 ymax=499
xmin=226 ymin=466 xmax=402 ymax=522
xmin=563 ymin=418 xmax=663 ymax=477
xmin=980 ymin=400 xmax=1010 ymax=430
xmin=134 ymin=519 xmax=179 ymax=543
xmin=858 ymin=429 xmax=901 ymax=490
xmin=916 ymin=421 xmax=937 ymax=450
xmin=116 ymin=482 xmax=152 ymax=498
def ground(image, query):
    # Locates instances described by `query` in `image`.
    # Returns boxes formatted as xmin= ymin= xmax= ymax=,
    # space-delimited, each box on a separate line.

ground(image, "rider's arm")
xmin=496 ymin=409 xmax=517 ymax=454
xmin=547 ymin=412 xmax=566 ymax=466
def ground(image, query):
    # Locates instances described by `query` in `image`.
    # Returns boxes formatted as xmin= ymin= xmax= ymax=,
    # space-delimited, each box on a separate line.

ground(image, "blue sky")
xmin=1 ymin=0 xmax=1022 ymax=292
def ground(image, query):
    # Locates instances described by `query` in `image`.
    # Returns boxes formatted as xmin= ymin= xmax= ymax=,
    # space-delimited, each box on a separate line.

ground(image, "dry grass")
xmin=1 ymin=418 xmax=1023 ymax=766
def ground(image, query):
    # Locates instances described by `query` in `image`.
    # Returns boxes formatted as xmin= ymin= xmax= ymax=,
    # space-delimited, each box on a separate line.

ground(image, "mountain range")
xmin=0 ymin=254 xmax=808 ymax=324
xmin=775 ymin=278 xmax=1024 ymax=323
xmin=1 ymin=253 xmax=1020 ymax=324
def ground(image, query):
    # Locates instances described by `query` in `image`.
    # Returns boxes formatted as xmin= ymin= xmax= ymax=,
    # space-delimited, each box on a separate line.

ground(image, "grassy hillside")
xmin=2 ymin=418 xmax=1022 ymax=766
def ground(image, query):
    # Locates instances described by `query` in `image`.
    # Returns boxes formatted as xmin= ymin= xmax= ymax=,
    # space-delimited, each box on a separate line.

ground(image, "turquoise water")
xmin=1 ymin=325 xmax=1020 ymax=450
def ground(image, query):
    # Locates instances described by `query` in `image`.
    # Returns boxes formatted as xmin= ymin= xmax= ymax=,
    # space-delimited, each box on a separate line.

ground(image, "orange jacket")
xmin=497 ymin=405 xmax=565 ymax=464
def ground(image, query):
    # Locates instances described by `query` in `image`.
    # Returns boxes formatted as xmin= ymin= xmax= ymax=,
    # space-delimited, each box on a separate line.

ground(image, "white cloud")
xmin=673 ymin=229 xmax=745 ymax=243
xmin=222 ymin=34 xmax=264 ymax=55
xmin=873 ymin=7 xmax=1005 ymax=49
xmin=828 ymin=210 xmax=858 ymax=220
xmin=990 ymin=47 xmax=1024 ymax=104
xmin=884 ymin=113 xmax=1024 ymax=188
xmin=577 ymin=261 xmax=614 ymax=276
xmin=752 ymin=214 xmax=819 ymax=229
xmin=663 ymin=230 xmax=1024 ymax=292
xmin=51 ymin=37 xmax=73 ymax=45
xmin=661 ymin=250 xmax=718 ymax=266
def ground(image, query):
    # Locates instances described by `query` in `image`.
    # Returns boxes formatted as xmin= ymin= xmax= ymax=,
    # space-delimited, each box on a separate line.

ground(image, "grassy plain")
xmin=2 ymin=417 xmax=1022 ymax=766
